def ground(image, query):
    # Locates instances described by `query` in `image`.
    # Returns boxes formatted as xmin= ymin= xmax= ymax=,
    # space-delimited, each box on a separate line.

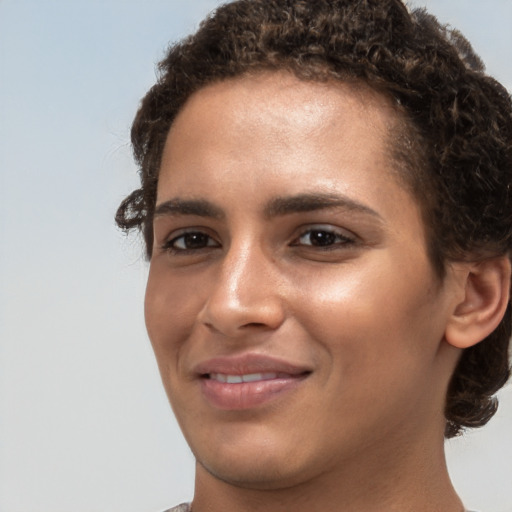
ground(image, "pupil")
xmin=311 ymin=230 xmax=335 ymax=246
xmin=185 ymin=233 xmax=208 ymax=248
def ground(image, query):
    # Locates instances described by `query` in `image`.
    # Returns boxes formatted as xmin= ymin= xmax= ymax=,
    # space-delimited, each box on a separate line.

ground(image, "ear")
xmin=445 ymin=256 xmax=511 ymax=349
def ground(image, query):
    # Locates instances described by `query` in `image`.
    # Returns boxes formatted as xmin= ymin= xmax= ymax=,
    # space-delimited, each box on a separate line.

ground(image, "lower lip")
xmin=200 ymin=375 xmax=307 ymax=410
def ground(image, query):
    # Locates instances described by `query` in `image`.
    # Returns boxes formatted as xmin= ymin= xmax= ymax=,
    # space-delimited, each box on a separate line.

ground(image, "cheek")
xmin=292 ymin=264 xmax=445 ymax=434
xmin=291 ymin=256 xmax=443 ymax=371
xmin=144 ymin=264 xmax=201 ymax=367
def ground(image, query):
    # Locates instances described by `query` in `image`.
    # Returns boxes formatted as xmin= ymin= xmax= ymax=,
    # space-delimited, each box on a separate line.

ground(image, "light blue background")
xmin=1 ymin=1 xmax=511 ymax=511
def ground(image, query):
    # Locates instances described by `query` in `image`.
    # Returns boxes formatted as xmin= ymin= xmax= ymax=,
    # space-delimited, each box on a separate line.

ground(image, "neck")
xmin=191 ymin=432 xmax=464 ymax=512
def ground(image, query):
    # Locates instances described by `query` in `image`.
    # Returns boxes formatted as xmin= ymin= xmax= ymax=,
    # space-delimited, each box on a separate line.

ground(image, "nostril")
xmin=242 ymin=322 xmax=270 ymax=329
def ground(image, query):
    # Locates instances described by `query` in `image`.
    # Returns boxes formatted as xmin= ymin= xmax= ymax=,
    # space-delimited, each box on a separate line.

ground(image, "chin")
xmin=201 ymin=460 xmax=289 ymax=489
xmin=197 ymin=453 xmax=314 ymax=491
xmin=189 ymin=428 xmax=328 ymax=491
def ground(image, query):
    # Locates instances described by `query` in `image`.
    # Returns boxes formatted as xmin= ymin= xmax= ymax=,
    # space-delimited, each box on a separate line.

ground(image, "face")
xmin=145 ymin=73 xmax=461 ymax=489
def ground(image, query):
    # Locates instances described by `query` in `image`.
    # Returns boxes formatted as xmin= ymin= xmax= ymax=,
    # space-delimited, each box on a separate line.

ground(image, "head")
xmin=116 ymin=0 xmax=512 ymax=440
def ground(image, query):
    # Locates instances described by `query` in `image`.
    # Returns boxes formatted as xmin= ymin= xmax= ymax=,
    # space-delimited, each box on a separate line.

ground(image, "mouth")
xmin=206 ymin=372 xmax=296 ymax=384
xmin=195 ymin=355 xmax=312 ymax=410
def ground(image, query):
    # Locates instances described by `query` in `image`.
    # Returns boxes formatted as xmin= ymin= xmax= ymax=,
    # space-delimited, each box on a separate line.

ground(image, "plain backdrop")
xmin=1 ymin=1 xmax=511 ymax=511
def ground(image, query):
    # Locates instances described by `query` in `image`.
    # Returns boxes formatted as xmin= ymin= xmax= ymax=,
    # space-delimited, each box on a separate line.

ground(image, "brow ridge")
xmin=153 ymin=193 xmax=381 ymax=221
xmin=154 ymin=198 xmax=225 ymax=219
xmin=264 ymin=193 xmax=382 ymax=219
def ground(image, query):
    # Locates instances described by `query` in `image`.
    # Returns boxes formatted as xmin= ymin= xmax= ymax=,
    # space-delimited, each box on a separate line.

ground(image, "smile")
xmin=195 ymin=355 xmax=311 ymax=410
xmin=201 ymin=373 xmax=308 ymax=410
xmin=208 ymin=372 xmax=286 ymax=383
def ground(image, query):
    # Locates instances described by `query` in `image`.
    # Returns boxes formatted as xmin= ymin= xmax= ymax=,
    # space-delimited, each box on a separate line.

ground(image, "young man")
xmin=116 ymin=1 xmax=512 ymax=510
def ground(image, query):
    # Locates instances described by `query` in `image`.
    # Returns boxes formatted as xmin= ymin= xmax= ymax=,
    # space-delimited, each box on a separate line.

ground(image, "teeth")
xmin=243 ymin=372 xmax=277 ymax=382
xmin=210 ymin=372 xmax=278 ymax=383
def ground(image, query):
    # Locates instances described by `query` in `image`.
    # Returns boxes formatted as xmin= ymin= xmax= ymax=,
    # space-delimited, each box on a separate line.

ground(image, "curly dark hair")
xmin=116 ymin=0 xmax=512 ymax=438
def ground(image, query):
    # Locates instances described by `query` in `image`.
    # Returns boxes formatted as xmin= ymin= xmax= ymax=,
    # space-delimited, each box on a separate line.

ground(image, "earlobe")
xmin=445 ymin=256 xmax=511 ymax=349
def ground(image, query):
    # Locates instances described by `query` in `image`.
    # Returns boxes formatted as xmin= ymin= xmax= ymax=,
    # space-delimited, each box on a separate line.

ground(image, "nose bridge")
xmin=200 ymin=236 xmax=285 ymax=334
xmin=231 ymin=234 xmax=271 ymax=286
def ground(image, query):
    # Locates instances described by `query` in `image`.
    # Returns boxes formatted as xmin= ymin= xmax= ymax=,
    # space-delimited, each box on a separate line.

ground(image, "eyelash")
xmin=161 ymin=225 xmax=356 ymax=256
xmin=161 ymin=231 xmax=220 ymax=254
xmin=292 ymin=226 xmax=355 ymax=249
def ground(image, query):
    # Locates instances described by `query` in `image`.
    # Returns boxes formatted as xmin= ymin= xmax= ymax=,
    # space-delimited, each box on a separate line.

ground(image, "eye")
xmin=293 ymin=226 xmax=355 ymax=248
xmin=163 ymin=231 xmax=220 ymax=253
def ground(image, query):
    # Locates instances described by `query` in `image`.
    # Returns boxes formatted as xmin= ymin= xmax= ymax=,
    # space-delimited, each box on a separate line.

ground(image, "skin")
xmin=145 ymin=72 xmax=469 ymax=512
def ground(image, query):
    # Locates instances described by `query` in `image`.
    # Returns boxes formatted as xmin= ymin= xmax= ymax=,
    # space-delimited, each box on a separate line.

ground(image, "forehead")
xmin=159 ymin=72 xmax=404 ymax=199
xmin=169 ymin=72 xmax=398 ymax=138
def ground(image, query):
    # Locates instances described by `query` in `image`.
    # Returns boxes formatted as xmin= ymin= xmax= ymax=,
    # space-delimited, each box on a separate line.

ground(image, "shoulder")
xmin=161 ymin=504 xmax=191 ymax=512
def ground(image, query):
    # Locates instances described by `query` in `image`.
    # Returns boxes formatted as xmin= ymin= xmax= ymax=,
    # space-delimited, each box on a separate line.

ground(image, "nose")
xmin=198 ymin=241 xmax=286 ymax=337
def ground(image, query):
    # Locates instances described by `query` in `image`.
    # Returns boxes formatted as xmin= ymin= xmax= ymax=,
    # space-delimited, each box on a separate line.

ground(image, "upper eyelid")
xmin=294 ymin=224 xmax=356 ymax=239
xmin=159 ymin=225 xmax=217 ymax=240
xmin=172 ymin=233 xmax=219 ymax=249
xmin=158 ymin=227 xmax=220 ymax=249
xmin=157 ymin=223 xmax=357 ymax=248
xmin=169 ymin=231 xmax=218 ymax=242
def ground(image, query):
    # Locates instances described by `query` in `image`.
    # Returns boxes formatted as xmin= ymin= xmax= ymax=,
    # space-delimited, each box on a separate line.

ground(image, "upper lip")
xmin=194 ymin=354 xmax=312 ymax=377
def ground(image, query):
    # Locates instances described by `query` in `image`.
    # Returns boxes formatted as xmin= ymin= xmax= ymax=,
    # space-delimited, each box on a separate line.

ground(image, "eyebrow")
xmin=154 ymin=198 xmax=225 ymax=219
xmin=153 ymin=193 xmax=382 ymax=221
xmin=263 ymin=193 xmax=382 ymax=220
